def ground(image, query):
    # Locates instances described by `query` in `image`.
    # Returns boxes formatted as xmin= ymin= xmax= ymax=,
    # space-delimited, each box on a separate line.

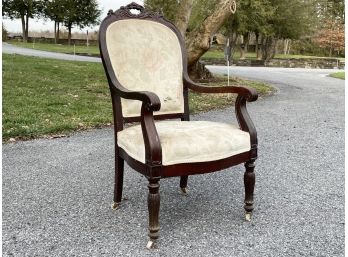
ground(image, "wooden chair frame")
xmin=99 ymin=2 xmax=258 ymax=248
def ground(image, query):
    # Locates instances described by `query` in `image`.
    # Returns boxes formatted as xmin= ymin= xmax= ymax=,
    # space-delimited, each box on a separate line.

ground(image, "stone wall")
xmin=265 ymin=58 xmax=344 ymax=69
xmin=201 ymin=58 xmax=345 ymax=69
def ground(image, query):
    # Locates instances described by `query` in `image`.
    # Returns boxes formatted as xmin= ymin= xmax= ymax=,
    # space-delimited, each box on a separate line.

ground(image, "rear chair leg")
xmin=244 ymin=161 xmax=255 ymax=221
xmin=180 ymin=175 xmax=188 ymax=195
xmin=111 ymin=155 xmax=124 ymax=210
xmin=147 ymin=178 xmax=160 ymax=249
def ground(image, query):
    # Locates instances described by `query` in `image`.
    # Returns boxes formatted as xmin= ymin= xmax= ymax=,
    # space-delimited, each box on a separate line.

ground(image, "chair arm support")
xmin=235 ymin=95 xmax=258 ymax=159
xmin=184 ymin=75 xmax=258 ymax=158
xmin=109 ymin=81 xmax=161 ymax=111
xmin=140 ymin=102 xmax=163 ymax=172
xmin=109 ymin=79 xmax=162 ymax=171
xmin=184 ymin=76 xmax=258 ymax=102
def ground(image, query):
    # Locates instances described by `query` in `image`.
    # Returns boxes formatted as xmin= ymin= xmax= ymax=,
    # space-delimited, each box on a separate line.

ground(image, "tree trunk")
xmin=57 ymin=22 xmax=60 ymax=43
xmin=240 ymin=32 xmax=249 ymax=60
xmin=283 ymin=39 xmax=288 ymax=55
xmin=186 ymin=0 xmax=235 ymax=71
xmin=188 ymin=61 xmax=213 ymax=80
xmin=273 ymin=38 xmax=278 ymax=56
xmin=25 ymin=14 xmax=29 ymax=42
xmin=239 ymin=45 xmax=246 ymax=59
xmin=286 ymin=40 xmax=291 ymax=55
xmin=225 ymin=32 xmax=238 ymax=63
xmin=174 ymin=0 xmax=194 ymax=37
xmin=256 ymin=33 xmax=262 ymax=60
xmin=21 ymin=15 xmax=27 ymax=42
xmin=261 ymin=36 xmax=277 ymax=62
xmin=68 ymin=24 xmax=72 ymax=45
xmin=54 ymin=21 xmax=57 ymax=44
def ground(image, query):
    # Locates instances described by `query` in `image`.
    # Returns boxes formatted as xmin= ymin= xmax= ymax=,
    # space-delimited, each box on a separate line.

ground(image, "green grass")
xmin=3 ymin=54 xmax=273 ymax=141
xmin=329 ymin=71 xmax=345 ymax=80
xmin=3 ymin=54 xmax=111 ymax=140
xmin=9 ymin=41 xmax=100 ymax=56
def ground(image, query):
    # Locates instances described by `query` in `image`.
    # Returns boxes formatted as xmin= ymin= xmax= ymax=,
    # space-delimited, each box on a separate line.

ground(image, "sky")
xmin=3 ymin=0 xmax=144 ymax=33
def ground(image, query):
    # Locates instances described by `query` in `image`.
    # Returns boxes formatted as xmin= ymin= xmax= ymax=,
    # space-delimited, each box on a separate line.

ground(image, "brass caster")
xmin=111 ymin=202 xmax=120 ymax=210
xmin=180 ymin=187 xmax=188 ymax=196
xmin=245 ymin=212 xmax=252 ymax=222
xmin=146 ymin=240 xmax=156 ymax=249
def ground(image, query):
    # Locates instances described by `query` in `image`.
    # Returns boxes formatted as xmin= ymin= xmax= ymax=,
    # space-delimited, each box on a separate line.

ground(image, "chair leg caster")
xmin=180 ymin=187 xmax=188 ymax=196
xmin=146 ymin=240 xmax=156 ymax=249
xmin=111 ymin=201 xmax=120 ymax=210
xmin=245 ymin=212 xmax=252 ymax=221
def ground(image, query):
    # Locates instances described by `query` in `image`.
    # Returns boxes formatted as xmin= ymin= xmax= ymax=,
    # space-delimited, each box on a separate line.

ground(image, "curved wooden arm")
xmin=183 ymin=76 xmax=258 ymax=102
xmin=184 ymin=75 xmax=258 ymax=159
xmin=141 ymin=102 xmax=163 ymax=174
xmin=235 ymin=95 xmax=258 ymax=159
xmin=109 ymin=78 xmax=163 ymax=172
xmin=109 ymin=79 xmax=161 ymax=111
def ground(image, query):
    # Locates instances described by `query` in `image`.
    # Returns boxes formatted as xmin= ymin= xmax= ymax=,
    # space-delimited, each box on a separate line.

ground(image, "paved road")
xmin=2 ymin=42 xmax=101 ymax=62
xmin=2 ymin=49 xmax=344 ymax=256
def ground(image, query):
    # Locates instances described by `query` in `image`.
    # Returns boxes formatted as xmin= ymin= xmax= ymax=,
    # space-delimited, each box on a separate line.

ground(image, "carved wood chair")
xmin=99 ymin=2 xmax=258 ymax=249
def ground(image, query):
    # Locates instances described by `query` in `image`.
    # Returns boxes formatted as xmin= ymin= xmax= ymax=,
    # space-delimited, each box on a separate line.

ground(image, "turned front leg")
xmin=147 ymin=178 xmax=160 ymax=248
xmin=179 ymin=175 xmax=188 ymax=195
xmin=111 ymin=155 xmax=124 ymax=210
xmin=244 ymin=161 xmax=255 ymax=221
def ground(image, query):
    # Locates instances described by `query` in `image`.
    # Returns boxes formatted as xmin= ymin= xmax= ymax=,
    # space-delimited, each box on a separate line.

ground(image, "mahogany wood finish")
xmin=148 ymin=178 xmax=160 ymax=240
xmin=99 ymin=2 xmax=259 ymax=247
xmin=244 ymin=161 xmax=256 ymax=214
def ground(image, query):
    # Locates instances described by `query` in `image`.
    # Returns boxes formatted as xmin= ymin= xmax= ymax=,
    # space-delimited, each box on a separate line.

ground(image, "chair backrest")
xmin=99 ymin=3 xmax=187 ymax=119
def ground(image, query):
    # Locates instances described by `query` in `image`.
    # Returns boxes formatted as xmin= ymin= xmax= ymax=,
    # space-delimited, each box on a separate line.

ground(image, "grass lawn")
xmin=9 ymin=40 xmax=100 ymax=55
xmin=3 ymin=54 xmax=273 ymax=141
xmin=329 ymin=71 xmax=345 ymax=80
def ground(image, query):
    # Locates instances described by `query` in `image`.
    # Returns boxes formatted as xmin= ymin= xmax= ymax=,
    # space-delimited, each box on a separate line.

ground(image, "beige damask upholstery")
xmin=106 ymin=19 xmax=184 ymax=117
xmin=118 ymin=121 xmax=251 ymax=165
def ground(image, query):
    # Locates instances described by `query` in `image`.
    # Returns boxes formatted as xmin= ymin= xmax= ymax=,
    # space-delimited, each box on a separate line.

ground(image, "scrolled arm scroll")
xmin=109 ymin=80 xmax=161 ymax=111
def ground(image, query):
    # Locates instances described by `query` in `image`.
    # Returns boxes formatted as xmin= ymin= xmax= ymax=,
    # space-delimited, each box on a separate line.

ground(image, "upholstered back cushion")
xmin=106 ymin=19 xmax=184 ymax=117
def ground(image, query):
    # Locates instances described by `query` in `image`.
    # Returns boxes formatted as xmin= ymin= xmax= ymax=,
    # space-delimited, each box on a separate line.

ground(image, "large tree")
xmin=264 ymin=0 xmax=316 ymax=60
xmin=42 ymin=0 xmax=65 ymax=43
xmin=61 ymin=0 xmax=101 ymax=45
xmin=145 ymin=0 xmax=236 ymax=78
xmin=2 ymin=0 xmax=44 ymax=42
xmin=222 ymin=0 xmax=274 ymax=62
xmin=314 ymin=0 xmax=345 ymax=56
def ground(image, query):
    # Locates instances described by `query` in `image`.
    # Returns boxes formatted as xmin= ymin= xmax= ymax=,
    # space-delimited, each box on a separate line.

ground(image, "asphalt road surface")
xmin=2 ymin=47 xmax=344 ymax=256
xmin=2 ymin=42 xmax=101 ymax=62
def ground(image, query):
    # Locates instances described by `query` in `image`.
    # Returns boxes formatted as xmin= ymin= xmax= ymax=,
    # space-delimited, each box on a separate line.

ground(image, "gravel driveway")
xmin=3 ymin=63 xmax=344 ymax=256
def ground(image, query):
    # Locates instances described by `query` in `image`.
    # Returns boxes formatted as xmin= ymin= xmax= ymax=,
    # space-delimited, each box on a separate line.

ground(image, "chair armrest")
xmin=184 ymin=75 xmax=258 ymax=159
xmin=140 ymin=102 xmax=163 ymax=170
xmin=109 ymin=79 xmax=163 ymax=169
xmin=235 ymin=95 xmax=258 ymax=159
xmin=109 ymin=79 xmax=161 ymax=111
xmin=183 ymin=76 xmax=258 ymax=102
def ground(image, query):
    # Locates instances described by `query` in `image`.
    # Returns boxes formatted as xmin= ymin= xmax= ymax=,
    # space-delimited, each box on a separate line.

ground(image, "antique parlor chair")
xmin=99 ymin=3 xmax=258 ymax=249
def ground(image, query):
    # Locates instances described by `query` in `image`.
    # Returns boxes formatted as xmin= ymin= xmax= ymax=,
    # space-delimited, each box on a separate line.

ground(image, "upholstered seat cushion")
xmin=117 ymin=121 xmax=250 ymax=166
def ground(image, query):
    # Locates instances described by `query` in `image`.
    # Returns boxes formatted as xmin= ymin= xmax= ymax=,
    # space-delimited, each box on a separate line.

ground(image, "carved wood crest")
xmin=107 ymin=2 xmax=163 ymax=20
